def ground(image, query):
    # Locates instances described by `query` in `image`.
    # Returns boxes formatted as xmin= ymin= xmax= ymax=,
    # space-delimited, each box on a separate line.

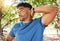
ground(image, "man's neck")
xmin=22 ymin=19 xmax=32 ymax=23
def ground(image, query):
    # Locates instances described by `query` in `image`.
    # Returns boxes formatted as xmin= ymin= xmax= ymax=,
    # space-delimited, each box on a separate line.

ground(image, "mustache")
xmin=19 ymin=14 xmax=27 ymax=17
xmin=19 ymin=14 xmax=26 ymax=17
xmin=19 ymin=15 xmax=24 ymax=17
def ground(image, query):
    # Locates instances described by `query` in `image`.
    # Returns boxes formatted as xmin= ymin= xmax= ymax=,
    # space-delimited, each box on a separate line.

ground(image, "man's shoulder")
xmin=12 ymin=22 xmax=21 ymax=28
xmin=33 ymin=17 xmax=42 ymax=22
xmin=14 ymin=22 xmax=20 ymax=26
xmin=30 ymin=17 xmax=42 ymax=25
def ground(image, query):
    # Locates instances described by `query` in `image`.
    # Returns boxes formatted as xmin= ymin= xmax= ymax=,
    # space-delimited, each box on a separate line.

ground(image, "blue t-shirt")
xmin=9 ymin=17 xmax=45 ymax=41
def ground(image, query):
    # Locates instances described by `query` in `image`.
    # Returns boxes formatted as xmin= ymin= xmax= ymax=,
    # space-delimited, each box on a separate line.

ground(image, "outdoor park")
xmin=0 ymin=0 xmax=60 ymax=41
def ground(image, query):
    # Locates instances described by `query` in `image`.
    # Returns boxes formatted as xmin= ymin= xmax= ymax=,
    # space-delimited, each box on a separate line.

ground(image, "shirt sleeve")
xmin=35 ymin=17 xmax=47 ymax=27
xmin=9 ymin=26 xmax=15 ymax=37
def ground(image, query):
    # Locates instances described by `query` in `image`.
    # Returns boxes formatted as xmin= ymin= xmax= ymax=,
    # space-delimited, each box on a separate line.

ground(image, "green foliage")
xmin=1 ymin=6 xmax=19 ymax=28
xmin=1 ymin=0 xmax=59 ymax=29
xmin=25 ymin=0 xmax=57 ymax=6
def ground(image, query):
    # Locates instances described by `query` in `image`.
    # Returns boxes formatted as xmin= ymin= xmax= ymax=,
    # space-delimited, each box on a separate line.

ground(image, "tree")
xmin=0 ymin=0 xmax=18 ymax=41
xmin=0 ymin=0 xmax=60 ymax=41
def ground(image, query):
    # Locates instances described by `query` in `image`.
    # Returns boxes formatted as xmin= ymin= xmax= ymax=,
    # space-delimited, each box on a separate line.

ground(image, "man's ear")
xmin=31 ymin=8 xmax=34 ymax=17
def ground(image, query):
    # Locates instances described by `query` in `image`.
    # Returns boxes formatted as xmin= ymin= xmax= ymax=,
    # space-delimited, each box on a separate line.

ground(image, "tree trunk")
xmin=0 ymin=8 xmax=3 ymax=35
xmin=0 ymin=7 xmax=5 ymax=41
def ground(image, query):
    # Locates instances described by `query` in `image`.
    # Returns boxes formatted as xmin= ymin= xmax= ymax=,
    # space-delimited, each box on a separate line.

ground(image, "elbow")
xmin=52 ymin=6 xmax=58 ymax=13
xmin=49 ymin=6 xmax=58 ymax=14
xmin=45 ymin=6 xmax=58 ymax=13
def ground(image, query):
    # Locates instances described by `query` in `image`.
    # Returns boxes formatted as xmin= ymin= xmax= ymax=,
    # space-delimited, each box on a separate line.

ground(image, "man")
xmin=6 ymin=3 xmax=58 ymax=41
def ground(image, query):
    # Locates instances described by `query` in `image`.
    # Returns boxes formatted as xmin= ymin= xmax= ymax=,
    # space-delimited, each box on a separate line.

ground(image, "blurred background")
xmin=0 ymin=0 xmax=60 ymax=41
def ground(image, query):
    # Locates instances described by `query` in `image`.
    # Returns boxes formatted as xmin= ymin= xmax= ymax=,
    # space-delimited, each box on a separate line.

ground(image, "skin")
xmin=17 ymin=6 xmax=34 ymax=23
xmin=6 ymin=6 xmax=58 ymax=41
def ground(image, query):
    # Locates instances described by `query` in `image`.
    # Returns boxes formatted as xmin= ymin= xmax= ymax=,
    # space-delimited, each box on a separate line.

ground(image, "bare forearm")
xmin=6 ymin=39 xmax=11 ymax=41
xmin=6 ymin=35 xmax=14 ymax=41
xmin=6 ymin=38 xmax=13 ymax=41
xmin=34 ymin=6 xmax=58 ymax=13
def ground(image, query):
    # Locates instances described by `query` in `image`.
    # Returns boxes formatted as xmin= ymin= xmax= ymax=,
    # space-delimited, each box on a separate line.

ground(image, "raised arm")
xmin=34 ymin=6 xmax=58 ymax=26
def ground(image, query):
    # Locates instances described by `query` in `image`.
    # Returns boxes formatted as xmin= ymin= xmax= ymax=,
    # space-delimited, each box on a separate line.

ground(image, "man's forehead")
xmin=17 ymin=6 xmax=30 ymax=9
xmin=18 ymin=6 xmax=25 ymax=9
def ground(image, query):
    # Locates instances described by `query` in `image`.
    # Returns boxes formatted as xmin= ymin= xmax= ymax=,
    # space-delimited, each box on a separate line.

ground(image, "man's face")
xmin=17 ymin=6 xmax=32 ymax=21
